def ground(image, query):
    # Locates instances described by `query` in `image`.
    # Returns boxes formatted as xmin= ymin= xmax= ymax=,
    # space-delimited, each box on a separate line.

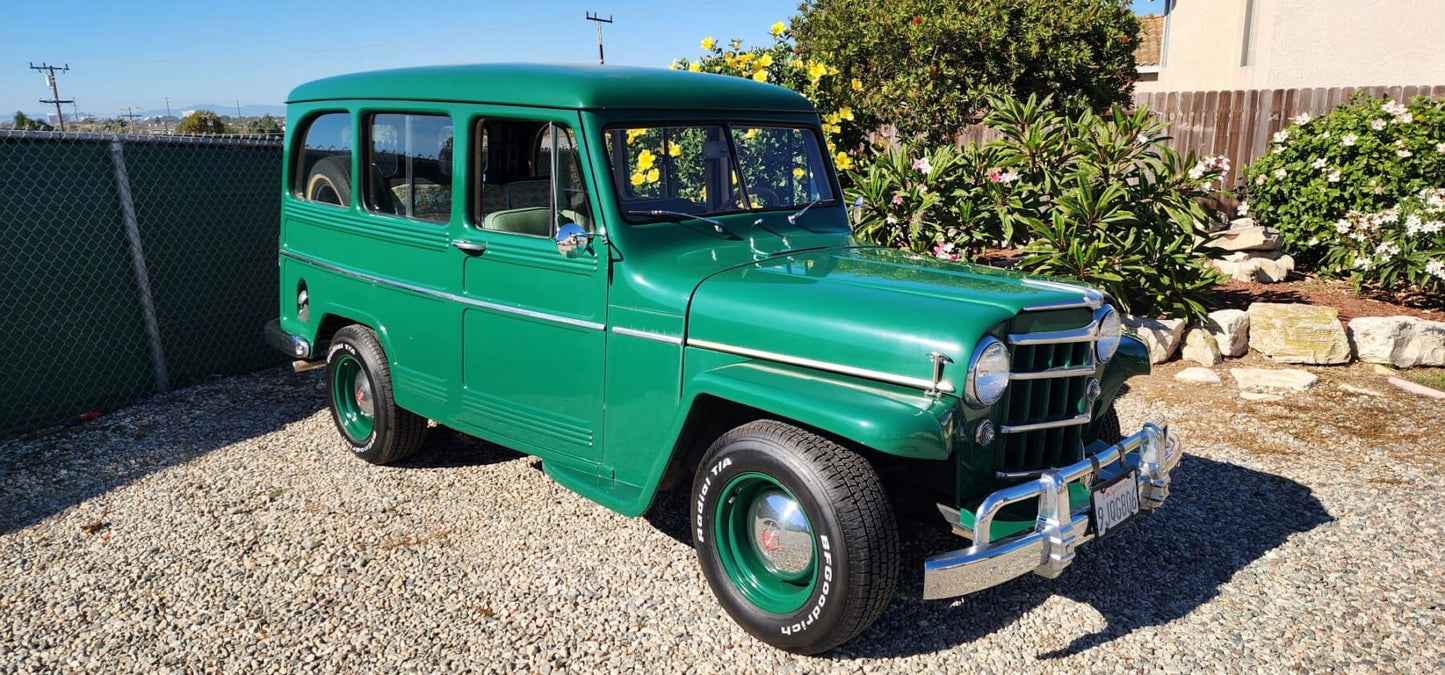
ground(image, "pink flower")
xmin=891 ymin=194 xmax=904 ymax=205
xmin=988 ymin=168 xmax=1019 ymax=184
xmin=932 ymin=242 xmax=960 ymax=261
xmin=912 ymin=157 xmax=933 ymax=174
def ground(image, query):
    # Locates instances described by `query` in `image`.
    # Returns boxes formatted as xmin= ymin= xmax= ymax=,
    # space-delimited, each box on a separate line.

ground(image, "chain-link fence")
xmin=1 ymin=131 xmax=287 ymax=437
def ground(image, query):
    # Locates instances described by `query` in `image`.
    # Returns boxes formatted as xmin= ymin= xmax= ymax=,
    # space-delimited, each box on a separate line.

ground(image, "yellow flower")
xmin=626 ymin=128 xmax=645 ymax=145
xmin=793 ymin=167 xmax=806 ymax=178
xmin=770 ymin=21 xmax=786 ymax=37
xmin=834 ymin=152 xmax=854 ymax=171
xmin=701 ymin=36 xmax=716 ymax=50
xmin=790 ymin=58 xmax=804 ymax=69
xmin=745 ymin=128 xmax=759 ymax=139
xmin=630 ymin=172 xmax=645 ymax=186
xmin=669 ymin=60 xmax=679 ymax=70
xmin=646 ymin=168 xmax=660 ymax=183
xmin=838 ymin=107 xmax=854 ymax=121
xmin=666 ymin=142 xmax=682 ymax=157
xmin=851 ymin=78 xmax=863 ymax=92
xmin=636 ymin=149 xmax=656 ymax=171
xmin=824 ymin=112 xmax=840 ymax=125
xmin=688 ymin=62 xmax=701 ymax=72
xmin=752 ymin=70 xmax=768 ymax=82
xmin=827 ymin=66 xmax=839 ymax=76
xmin=807 ymin=61 xmax=827 ymax=81
xmin=738 ymin=53 xmax=754 ymax=65
xmin=756 ymin=54 xmax=773 ymax=68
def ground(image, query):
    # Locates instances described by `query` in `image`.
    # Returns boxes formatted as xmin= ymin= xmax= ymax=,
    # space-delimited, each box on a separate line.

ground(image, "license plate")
xmin=1090 ymin=469 xmax=1140 ymax=539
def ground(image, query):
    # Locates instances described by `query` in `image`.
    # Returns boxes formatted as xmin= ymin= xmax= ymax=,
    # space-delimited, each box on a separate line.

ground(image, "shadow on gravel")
xmin=642 ymin=486 xmax=695 ymax=547
xmin=0 ymin=367 xmax=324 ymax=536
xmin=831 ymin=454 xmax=1334 ymax=660
xmin=391 ymin=426 xmax=525 ymax=470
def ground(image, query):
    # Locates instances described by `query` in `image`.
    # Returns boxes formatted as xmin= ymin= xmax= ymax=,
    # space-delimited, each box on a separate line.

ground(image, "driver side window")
xmin=472 ymin=119 xmax=592 ymax=238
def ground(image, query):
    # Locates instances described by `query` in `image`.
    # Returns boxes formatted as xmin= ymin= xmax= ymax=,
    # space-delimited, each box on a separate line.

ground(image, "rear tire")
xmin=325 ymin=325 xmax=427 ymax=464
xmin=306 ymin=155 xmax=352 ymax=206
xmin=690 ymin=420 xmax=898 ymax=654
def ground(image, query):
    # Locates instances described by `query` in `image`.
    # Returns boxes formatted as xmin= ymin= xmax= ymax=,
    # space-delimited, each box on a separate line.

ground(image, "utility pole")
xmin=29 ymin=62 xmax=73 ymax=132
xmin=164 ymin=97 xmax=172 ymax=135
xmin=121 ymin=106 xmax=141 ymax=133
xmin=235 ymin=100 xmax=243 ymax=121
xmin=585 ymin=13 xmax=613 ymax=65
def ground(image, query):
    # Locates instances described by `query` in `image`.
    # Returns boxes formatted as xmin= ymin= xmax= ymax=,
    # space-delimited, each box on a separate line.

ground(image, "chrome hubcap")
xmin=747 ymin=489 xmax=813 ymax=577
xmin=354 ymin=374 xmax=374 ymax=417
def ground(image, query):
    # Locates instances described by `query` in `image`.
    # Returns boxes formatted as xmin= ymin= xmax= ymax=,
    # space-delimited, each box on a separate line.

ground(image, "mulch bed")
xmin=1214 ymin=276 xmax=1442 ymax=325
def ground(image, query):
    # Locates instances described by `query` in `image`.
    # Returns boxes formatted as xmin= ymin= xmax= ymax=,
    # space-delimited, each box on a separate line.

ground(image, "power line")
xmin=585 ymin=12 xmax=614 ymax=65
xmin=29 ymin=62 xmax=73 ymax=132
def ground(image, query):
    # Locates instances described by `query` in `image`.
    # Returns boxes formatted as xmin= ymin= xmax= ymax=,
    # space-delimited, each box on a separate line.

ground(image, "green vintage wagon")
xmin=264 ymin=64 xmax=1181 ymax=653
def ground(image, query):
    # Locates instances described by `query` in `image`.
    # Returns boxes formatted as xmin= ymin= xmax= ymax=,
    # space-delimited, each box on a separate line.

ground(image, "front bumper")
xmin=922 ymin=418 xmax=1181 ymax=600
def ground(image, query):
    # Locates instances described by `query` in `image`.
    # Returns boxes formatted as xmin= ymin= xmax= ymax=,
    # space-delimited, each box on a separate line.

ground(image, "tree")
xmin=791 ymin=0 xmax=1140 ymax=144
xmin=244 ymin=114 xmax=283 ymax=135
xmin=176 ymin=110 xmax=227 ymax=135
xmin=12 ymin=111 xmax=53 ymax=131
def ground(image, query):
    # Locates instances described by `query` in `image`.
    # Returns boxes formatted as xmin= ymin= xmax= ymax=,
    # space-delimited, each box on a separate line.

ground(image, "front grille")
xmin=996 ymin=311 xmax=1100 ymax=473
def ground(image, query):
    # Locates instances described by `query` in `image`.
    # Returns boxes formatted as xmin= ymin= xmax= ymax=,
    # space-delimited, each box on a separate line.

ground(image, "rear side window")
xmin=366 ymin=113 xmax=454 ymax=223
xmin=294 ymin=113 xmax=352 ymax=206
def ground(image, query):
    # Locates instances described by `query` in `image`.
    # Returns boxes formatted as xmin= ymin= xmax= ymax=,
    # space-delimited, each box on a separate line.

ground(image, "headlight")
xmin=965 ymin=336 xmax=1010 ymax=407
xmin=1095 ymin=305 xmax=1122 ymax=363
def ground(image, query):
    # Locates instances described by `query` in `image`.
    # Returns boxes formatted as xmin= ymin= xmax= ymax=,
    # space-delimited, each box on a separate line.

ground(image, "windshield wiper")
xmin=627 ymin=209 xmax=740 ymax=239
xmin=788 ymin=200 xmax=822 ymax=224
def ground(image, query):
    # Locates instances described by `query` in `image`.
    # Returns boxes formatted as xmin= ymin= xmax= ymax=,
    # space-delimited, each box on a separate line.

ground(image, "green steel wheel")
xmin=691 ymin=420 xmax=898 ymax=655
xmin=324 ymin=325 xmax=427 ymax=465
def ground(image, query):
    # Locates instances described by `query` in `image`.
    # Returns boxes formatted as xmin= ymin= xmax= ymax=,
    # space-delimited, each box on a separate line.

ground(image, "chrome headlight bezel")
xmin=1095 ymin=305 xmax=1122 ymax=363
xmin=964 ymin=336 xmax=1011 ymax=408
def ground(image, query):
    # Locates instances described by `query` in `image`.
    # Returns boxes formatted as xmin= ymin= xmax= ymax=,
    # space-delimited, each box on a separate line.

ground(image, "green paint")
xmin=713 ymin=473 xmax=817 ymax=614
xmin=330 ymin=354 xmax=374 ymax=442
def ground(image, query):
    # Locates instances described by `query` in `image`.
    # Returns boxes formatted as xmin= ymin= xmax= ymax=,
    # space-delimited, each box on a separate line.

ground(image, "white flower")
xmin=1292 ymin=112 xmax=1313 ymax=125
xmin=1255 ymin=174 xmax=1268 ymax=185
xmin=1397 ymin=112 xmax=1414 ymax=124
xmin=885 ymin=215 xmax=898 ymax=224
xmin=1422 ymin=220 xmax=1445 ymax=235
xmin=1328 ymin=170 xmax=1341 ymax=183
xmin=1307 ymin=237 xmax=1320 ymax=246
xmin=996 ymin=169 xmax=1019 ymax=184
xmin=1273 ymin=167 xmax=1288 ymax=179
xmin=1272 ymin=129 xmax=1290 ymax=144
xmin=1437 ymin=142 xmax=1445 ymax=154
xmin=1398 ymin=148 xmax=1413 ymax=158
xmin=1342 ymin=133 xmax=1358 ymax=146
xmin=1406 ymin=215 xmax=1424 ymax=235
xmin=1136 ymin=133 xmax=1150 ymax=145
xmin=1353 ymin=256 xmax=1373 ymax=270
xmin=1383 ymin=100 xmax=1407 ymax=116
xmin=1321 ymin=131 xmax=1332 ymax=139
xmin=1371 ymin=119 xmax=1387 ymax=130
xmin=1334 ymin=219 xmax=1351 ymax=233
xmin=1374 ymin=241 xmax=1401 ymax=261
xmin=912 ymin=157 xmax=933 ymax=175
xmin=1236 ymin=201 xmax=1250 ymax=216
xmin=1311 ymin=158 xmax=1327 ymax=169
xmin=1425 ymin=259 xmax=1445 ymax=280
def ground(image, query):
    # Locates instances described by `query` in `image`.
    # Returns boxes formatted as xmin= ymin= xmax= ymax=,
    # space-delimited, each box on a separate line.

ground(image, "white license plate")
xmin=1091 ymin=469 xmax=1140 ymax=538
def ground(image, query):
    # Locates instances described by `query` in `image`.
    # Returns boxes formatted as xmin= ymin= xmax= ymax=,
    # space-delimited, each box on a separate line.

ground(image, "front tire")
xmin=690 ymin=420 xmax=898 ymax=654
xmin=325 ymin=325 xmax=427 ymax=464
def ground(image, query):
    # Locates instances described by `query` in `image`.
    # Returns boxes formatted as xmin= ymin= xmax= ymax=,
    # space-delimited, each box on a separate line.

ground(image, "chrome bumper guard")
xmin=922 ymin=418 xmax=1181 ymax=600
xmin=264 ymin=319 xmax=312 ymax=360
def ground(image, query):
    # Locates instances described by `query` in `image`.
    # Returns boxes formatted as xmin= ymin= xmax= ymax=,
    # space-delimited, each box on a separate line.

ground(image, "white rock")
xmin=1346 ymin=316 xmax=1445 ymax=367
xmin=1372 ymin=364 xmax=1397 ymax=376
xmin=1123 ymin=315 xmax=1187 ymax=364
xmin=1175 ymin=367 xmax=1222 ymax=385
xmin=1228 ymin=217 xmax=1257 ymax=230
xmin=1222 ymin=249 xmax=1284 ymax=263
xmin=1208 ymin=225 xmax=1282 ymax=252
xmin=1230 ymin=367 xmax=1320 ymax=392
xmin=1254 ymin=258 xmax=1290 ymax=283
xmin=1246 ymin=303 xmax=1352 ymax=365
xmin=1387 ymin=376 xmax=1445 ymax=399
xmin=1205 ymin=309 xmax=1250 ymax=358
xmin=1238 ymin=391 xmax=1284 ymax=402
xmin=1338 ymin=383 xmax=1384 ymax=397
xmin=1181 ymin=328 xmax=1223 ymax=367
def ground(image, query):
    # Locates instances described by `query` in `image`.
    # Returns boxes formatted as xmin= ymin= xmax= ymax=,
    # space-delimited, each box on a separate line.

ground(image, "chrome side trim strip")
xmin=1020 ymin=280 xmax=1103 ymax=311
xmin=1007 ymin=320 xmax=1099 ymax=346
xmin=1008 ymin=364 xmax=1096 ymax=381
xmin=611 ymin=326 xmax=683 ymax=345
xmin=1000 ymin=412 xmax=1091 ymax=434
xmin=687 ymin=338 xmax=954 ymax=394
xmin=279 ymin=250 xmax=605 ymax=332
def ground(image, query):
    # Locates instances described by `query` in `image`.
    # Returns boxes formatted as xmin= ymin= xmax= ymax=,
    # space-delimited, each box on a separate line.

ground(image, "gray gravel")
xmin=2 ymin=362 xmax=1442 ymax=673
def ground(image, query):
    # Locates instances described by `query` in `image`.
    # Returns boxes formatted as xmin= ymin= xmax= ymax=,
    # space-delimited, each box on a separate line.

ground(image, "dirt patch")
xmin=1214 ymin=277 xmax=1443 ymax=325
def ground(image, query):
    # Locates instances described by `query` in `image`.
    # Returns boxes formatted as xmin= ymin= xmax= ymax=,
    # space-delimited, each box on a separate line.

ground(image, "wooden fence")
xmin=1133 ymin=85 xmax=1445 ymax=191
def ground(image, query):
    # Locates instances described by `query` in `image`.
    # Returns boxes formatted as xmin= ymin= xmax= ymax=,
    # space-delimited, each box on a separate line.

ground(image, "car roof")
xmin=288 ymin=63 xmax=816 ymax=113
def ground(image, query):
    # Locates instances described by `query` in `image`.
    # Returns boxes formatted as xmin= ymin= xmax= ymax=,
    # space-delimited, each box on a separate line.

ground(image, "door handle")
xmin=451 ymin=240 xmax=487 ymax=255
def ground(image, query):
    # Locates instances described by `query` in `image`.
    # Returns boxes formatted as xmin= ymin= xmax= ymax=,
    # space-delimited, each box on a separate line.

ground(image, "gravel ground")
xmin=2 ymin=360 xmax=1441 ymax=673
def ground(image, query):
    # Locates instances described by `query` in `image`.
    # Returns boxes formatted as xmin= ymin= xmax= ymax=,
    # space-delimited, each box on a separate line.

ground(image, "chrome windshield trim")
xmin=279 ymin=250 xmax=605 ymax=332
xmin=1008 ymin=364 xmax=1096 ymax=381
xmin=1000 ymin=413 xmax=1092 ymax=434
xmin=687 ymin=338 xmax=954 ymax=394
xmin=1007 ymin=320 xmax=1099 ymax=346
xmin=611 ymin=326 xmax=683 ymax=345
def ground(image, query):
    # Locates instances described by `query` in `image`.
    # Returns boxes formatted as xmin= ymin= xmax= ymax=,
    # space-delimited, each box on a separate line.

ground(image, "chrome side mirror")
xmin=556 ymin=222 xmax=596 ymax=258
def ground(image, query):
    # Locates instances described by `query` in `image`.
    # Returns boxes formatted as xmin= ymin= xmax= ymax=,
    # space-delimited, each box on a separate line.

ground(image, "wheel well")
xmin=312 ymin=313 xmax=352 ymax=357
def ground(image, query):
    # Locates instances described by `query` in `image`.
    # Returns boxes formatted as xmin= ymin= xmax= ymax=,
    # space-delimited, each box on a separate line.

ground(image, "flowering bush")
xmin=1243 ymin=94 xmax=1445 ymax=267
xmin=1321 ymin=189 xmax=1445 ymax=296
xmin=847 ymin=95 xmax=1228 ymax=321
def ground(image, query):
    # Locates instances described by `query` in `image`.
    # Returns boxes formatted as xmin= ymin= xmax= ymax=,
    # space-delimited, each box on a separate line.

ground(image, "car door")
xmin=448 ymin=112 xmax=607 ymax=459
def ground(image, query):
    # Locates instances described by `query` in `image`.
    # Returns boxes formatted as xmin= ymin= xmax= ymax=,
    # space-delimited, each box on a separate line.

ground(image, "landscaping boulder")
xmin=1123 ymin=316 xmax=1187 ymax=364
xmin=1246 ymin=303 xmax=1351 ymax=364
xmin=1181 ymin=328 xmax=1223 ymax=367
xmin=1208 ymin=253 xmax=1294 ymax=283
xmin=1230 ymin=367 xmax=1320 ymax=393
xmin=1346 ymin=316 xmax=1445 ymax=367
xmin=1207 ymin=225 xmax=1281 ymax=252
xmin=1205 ymin=309 xmax=1250 ymax=357
xmin=1175 ymin=367 xmax=1222 ymax=385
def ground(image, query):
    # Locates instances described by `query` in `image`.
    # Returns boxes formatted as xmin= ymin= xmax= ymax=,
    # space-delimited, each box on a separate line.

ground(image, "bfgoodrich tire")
xmin=690 ymin=420 xmax=898 ymax=654
xmin=325 ymin=325 xmax=427 ymax=465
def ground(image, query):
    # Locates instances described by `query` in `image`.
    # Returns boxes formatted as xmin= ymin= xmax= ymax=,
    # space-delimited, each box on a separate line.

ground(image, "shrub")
xmin=1243 ymin=94 xmax=1445 ymax=266
xmin=847 ymin=96 xmax=1228 ymax=321
xmin=1321 ymin=189 xmax=1445 ymax=297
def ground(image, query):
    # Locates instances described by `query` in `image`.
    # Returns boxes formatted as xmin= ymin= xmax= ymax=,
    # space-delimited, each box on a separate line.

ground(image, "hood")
xmin=686 ymin=247 xmax=1097 ymax=394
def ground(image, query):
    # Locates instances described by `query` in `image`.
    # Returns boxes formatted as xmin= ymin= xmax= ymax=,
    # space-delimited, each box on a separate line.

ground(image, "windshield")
xmin=605 ymin=124 xmax=836 ymax=222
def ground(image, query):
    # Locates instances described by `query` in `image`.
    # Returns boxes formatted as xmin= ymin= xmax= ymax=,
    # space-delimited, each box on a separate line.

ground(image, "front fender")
xmin=680 ymin=360 xmax=959 ymax=460
xmin=1089 ymin=334 xmax=1150 ymax=435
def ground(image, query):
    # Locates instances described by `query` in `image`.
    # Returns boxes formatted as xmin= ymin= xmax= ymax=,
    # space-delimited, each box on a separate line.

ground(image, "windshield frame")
xmin=601 ymin=119 xmax=842 ymax=225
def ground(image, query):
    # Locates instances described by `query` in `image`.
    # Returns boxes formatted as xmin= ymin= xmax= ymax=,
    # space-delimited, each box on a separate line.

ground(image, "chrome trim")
xmin=1007 ymin=321 xmax=1100 ymax=346
xmin=964 ymin=336 xmax=1009 ymax=407
xmin=279 ymin=250 xmax=606 ymax=332
xmin=611 ymin=326 xmax=683 ymax=345
xmin=994 ymin=467 xmax=1047 ymax=480
xmin=927 ymin=351 xmax=954 ymax=398
xmin=1008 ymin=364 xmax=1096 ymax=381
xmin=923 ymin=419 xmax=1181 ymax=600
xmin=686 ymin=339 xmax=954 ymax=394
xmin=264 ymin=319 xmax=312 ymax=360
xmin=1020 ymin=280 xmax=1103 ymax=311
xmin=1000 ymin=412 xmax=1091 ymax=434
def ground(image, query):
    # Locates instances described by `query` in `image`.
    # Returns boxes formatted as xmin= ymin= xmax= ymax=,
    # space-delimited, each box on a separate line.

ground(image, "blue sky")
xmin=1 ymin=0 xmax=1165 ymax=119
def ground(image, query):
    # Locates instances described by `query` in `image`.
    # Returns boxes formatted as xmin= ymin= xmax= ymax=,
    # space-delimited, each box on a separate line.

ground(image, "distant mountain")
xmin=136 ymin=103 xmax=286 ymax=118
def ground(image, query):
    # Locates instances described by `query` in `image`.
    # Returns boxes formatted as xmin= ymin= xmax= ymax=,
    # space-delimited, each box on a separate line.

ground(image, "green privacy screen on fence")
xmin=0 ymin=131 xmax=287 ymax=437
